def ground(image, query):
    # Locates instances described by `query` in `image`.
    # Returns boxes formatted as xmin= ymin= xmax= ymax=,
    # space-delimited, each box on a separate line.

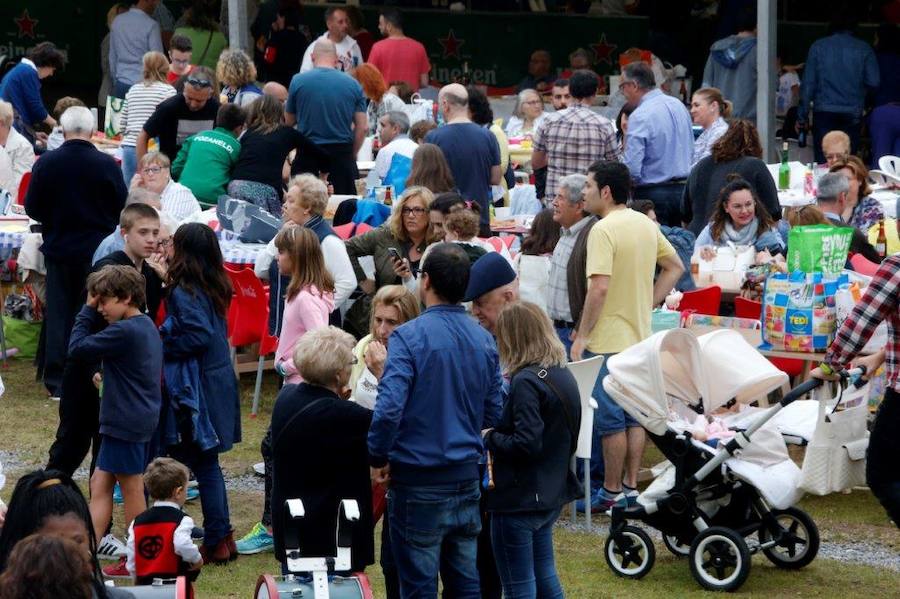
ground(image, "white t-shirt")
xmin=375 ymin=136 xmax=418 ymax=181
xmin=300 ymin=33 xmax=363 ymax=74
xmin=776 ymin=71 xmax=801 ymax=116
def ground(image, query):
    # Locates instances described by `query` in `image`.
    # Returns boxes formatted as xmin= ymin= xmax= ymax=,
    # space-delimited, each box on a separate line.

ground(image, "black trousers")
xmin=812 ymin=111 xmax=861 ymax=165
xmin=867 ymin=387 xmax=900 ymax=528
xmin=634 ymin=181 xmax=687 ymax=228
xmin=293 ymin=142 xmax=359 ymax=196
xmin=46 ymin=365 xmax=100 ymax=477
xmin=40 ymin=257 xmax=92 ymax=395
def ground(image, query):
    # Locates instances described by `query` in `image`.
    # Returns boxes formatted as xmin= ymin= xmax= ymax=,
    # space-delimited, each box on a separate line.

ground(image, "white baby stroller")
xmin=600 ymin=328 xmax=853 ymax=592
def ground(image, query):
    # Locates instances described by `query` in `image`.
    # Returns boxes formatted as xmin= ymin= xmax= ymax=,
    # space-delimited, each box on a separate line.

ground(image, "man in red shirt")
xmin=368 ymin=8 xmax=431 ymax=92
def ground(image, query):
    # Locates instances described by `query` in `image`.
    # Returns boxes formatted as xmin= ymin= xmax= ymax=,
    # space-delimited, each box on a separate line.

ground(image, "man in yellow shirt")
xmin=571 ymin=161 xmax=684 ymax=512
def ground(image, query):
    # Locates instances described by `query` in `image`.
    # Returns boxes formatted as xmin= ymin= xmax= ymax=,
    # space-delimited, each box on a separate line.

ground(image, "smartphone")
xmin=387 ymin=247 xmax=402 ymax=262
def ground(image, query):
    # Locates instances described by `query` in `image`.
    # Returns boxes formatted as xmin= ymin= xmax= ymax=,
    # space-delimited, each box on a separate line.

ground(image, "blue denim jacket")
xmin=799 ymin=32 xmax=880 ymax=122
xmin=368 ymin=304 xmax=504 ymax=485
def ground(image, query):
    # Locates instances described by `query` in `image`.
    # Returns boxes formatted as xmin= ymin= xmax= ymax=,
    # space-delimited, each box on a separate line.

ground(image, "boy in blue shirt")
xmin=68 ymin=265 xmax=163 ymax=545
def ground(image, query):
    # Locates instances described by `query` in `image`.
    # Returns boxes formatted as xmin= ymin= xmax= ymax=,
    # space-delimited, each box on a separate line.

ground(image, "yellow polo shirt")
xmin=585 ymin=208 xmax=676 ymax=354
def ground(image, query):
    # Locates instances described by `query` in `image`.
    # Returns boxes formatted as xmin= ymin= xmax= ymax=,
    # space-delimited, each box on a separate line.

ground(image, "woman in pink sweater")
xmin=273 ymin=226 xmax=335 ymax=384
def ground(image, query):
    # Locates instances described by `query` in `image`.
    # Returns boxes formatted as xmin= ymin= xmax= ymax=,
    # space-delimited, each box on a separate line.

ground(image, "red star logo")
xmin=591 ymin=34 xmax=618 ymax=65
xmin=14 ymin=9 xmax=39 ymax=39
xmin=438 ymin=29 xmax=465 ymax=60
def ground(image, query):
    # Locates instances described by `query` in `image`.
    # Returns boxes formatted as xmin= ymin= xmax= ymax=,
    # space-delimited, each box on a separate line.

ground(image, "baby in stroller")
xmin=599 ymin=328 xmax=833 ymax=592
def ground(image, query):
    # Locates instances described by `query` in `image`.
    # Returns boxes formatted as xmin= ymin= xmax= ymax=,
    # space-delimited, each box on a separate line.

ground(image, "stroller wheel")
xmin=604 ymin=525 xmax=655 ymax=579
xmin=758 ymin=507 xmax=820 ymax=569
xmin=663 ymin=534 xmax=691 ymax=558
xmin=689 ymin=526 xmax=751 ymax=592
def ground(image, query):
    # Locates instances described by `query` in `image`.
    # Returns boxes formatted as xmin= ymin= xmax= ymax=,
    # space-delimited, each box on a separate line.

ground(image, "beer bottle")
xmin=876 ymin=219 xmax=887 ymax=259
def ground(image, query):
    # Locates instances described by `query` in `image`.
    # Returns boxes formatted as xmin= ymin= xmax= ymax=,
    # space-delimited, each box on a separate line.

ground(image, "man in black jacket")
xmin=24 ymin=106 xmax=127 ymax=398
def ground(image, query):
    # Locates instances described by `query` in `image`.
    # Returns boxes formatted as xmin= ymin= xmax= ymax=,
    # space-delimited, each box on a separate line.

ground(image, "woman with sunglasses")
xmin=344 ymin=187 xmax=436 ymax=335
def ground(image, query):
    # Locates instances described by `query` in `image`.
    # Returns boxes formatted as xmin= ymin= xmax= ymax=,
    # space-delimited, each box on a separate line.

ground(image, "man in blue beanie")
xmin=464 ymin=252 xmax=519 ymax=336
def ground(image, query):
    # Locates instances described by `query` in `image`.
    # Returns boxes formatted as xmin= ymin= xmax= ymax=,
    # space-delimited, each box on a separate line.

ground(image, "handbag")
xmin=799 ymin=382 xmax=869 ymax=495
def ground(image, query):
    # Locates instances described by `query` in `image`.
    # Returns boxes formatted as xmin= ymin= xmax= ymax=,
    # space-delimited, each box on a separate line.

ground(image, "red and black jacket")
xmin=133 ymin=505 xmax=196 ymax=585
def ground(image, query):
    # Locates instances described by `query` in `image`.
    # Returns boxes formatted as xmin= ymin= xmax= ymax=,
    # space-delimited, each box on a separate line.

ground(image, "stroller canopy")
xmin=603 ymin=329 xmax=708 ymax=436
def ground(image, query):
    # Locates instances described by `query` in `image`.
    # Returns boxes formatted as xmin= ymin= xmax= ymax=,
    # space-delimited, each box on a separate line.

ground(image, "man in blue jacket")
xmin=369 ymin=242 xmax=503 ymax=598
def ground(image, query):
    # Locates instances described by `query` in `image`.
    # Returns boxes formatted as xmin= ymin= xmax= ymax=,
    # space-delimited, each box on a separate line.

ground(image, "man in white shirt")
xmin=300 ymin=7 xmax=362 ymax=74
xmin=375 ymin=111 xmax=417 ymax=182
xmin=0 ymin=100 xmax=35 ymax=200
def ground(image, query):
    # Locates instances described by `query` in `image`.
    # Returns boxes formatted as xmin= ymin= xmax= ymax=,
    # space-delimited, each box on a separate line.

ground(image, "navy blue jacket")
xmin=160 ymin=286 xmax=241 ymax=452
xmin=68 ymin=307 xmax=162 ymax=443
xmin=24 ymin=139 xmax=127 ymax=262
xmin=368 ymin=304 xmax=503 ymax=485
xmin=0 ymin=62 xmax=47 ymax=129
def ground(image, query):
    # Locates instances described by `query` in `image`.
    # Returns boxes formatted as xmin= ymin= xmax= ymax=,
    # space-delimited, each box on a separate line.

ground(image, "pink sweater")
xmin=274 ymin=285 xmax=335 ymax=385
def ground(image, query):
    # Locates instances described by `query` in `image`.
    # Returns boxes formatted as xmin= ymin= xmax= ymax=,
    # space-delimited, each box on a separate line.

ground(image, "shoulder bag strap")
xmin=271 ymin=396 xmax=328 ymax=451
xmin=524 ymin=366 xmax=578 ymax=453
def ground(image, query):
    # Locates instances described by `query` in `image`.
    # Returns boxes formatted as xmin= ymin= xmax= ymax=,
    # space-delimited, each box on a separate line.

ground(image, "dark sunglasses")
xmin=186 ymin=77 xmax=212 ymax=89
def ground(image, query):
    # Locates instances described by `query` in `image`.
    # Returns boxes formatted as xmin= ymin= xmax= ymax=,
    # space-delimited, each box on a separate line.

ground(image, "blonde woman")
xmin=485 ymin=301 xmax=581 ymax=598
xmin=216 ymin=48 xmax=262 ymax=107
xmin=349 ymin=285 xmax=420 ymax=410
xmin=120 ymin=51 xmax=176 ymax=184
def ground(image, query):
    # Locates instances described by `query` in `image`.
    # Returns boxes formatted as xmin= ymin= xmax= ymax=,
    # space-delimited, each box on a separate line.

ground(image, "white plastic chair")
xmin=879 ymin=155 xmax=900 ymax=178
xmin=566 ymin=355 xmax=604 ymax=530
xmin=869 ymin=169 xmax=900 ymax=188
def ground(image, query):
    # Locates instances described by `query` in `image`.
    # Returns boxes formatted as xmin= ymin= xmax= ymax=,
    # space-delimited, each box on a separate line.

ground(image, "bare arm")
xmin=490 ymin=164 xmax=502 ymax=186
xmin=653 ymin=253 xmax=684 ymax=307
xmin=353 ymin=112 xmax=368 ymax=156
xmin=284 ymin=112 xmax=297 ymax=127
xmin=570 ymin=274 xmax=609 ymax=361
xmin=531 ymin=149 xmax=548 ymax=170
xmin=136 ymin=130 xmax=150 ymax=162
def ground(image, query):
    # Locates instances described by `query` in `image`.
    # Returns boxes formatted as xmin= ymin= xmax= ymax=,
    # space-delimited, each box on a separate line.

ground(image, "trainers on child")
xmin=186 ymin=487 xmax=200 ymax=502
xmin=96 ymin=534 xmax=126 ymax=561
xmin=235 ymin=522 xmax=274 ymax=555
xmin=101 ymin=556 xmax=130 ymax=579
xmin=252 ymin=461 xmax=265 ymax=476
xmin=623 ymin=487 xmax=640 ymax=508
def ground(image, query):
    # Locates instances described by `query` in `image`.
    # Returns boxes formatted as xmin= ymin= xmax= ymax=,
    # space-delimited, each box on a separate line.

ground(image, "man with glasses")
xmin=167 ymin=34 xmax=194 ymax=85
xmin=531 ymin=70 xmax=620 ymax=202
xmin=131 ymin=151 xmax=201 ymax=222
xmin=136 ymin=66 xmax=219 ymax=164
xmin=619 ymin=61 xmax=694 ymax=227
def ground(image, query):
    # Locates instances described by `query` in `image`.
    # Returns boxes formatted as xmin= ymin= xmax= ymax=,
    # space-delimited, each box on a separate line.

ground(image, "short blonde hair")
xmin=216 ymin=48 xmax=257 ymax=88
xmin=822 ymin=130 xmax=850 ymax=155
xmin=142 ymin=51 xmax=170 ymax=84
xmin=287 ymin=174 xmax=328 ymax=215
xmin=370 ymin=285 xmax=420 ymax=337
xmin=140 ymin=151 xmax=171 ymax=169
xmin=390 ymin=186 xmax=435 ymax=243
xmin=293 ymin=326 xmax=356 ymax=387
xmin=495 ymin=301 xmax=567 ymax=375
xmin=0 ymin=101 xmax=12 ymax=127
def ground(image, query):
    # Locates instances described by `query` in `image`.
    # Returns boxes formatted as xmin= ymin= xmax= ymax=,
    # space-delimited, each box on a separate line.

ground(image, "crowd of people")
xmin=0 ymin=2 xmax=898 ymax=598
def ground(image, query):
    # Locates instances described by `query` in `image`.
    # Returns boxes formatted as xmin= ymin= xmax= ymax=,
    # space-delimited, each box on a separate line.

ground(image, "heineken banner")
xmin=0 ymin=2 xmax=869 ymax=96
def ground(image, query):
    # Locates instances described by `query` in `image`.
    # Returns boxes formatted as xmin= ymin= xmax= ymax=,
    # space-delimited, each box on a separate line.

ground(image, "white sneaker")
xmin=253 ymin=462 xmax=265 ymax=476
xmin=96 ymin=534 xmax=127 ymax=561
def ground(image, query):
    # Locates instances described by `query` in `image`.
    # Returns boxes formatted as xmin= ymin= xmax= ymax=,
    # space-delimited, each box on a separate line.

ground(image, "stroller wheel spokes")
xmin=689 ymin=527 xmax=751 ymax=592
xmin=604 ymin=525 xmax=656 ymax=580
xmin=662 ymin=534 xmax=691 ymax=558
xmin=758 ymin=507 xmax=820 ymax=570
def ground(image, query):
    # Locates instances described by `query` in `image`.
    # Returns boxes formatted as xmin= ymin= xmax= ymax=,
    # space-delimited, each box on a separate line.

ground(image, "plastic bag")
xmin=216 ymin=196 xmax=280 ymax=243
xmin=786 ymin=225 xmax=853 ymax=276
xmin=834 ymin=282 xmax=887 ymax=353
xmin=103 ymin=95 xmax=125 ymax=138
xmin=1 ymin=315 xmax=40 ymax=358
xmin=382 ymin=153 xmax=412 ymax=195
xmin=761 ymin=271 xmax=842 ymax=352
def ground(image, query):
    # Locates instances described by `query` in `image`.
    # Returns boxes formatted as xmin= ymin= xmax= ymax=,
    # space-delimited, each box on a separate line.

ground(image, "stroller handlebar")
xmin=780 ymin=367 xmax=866 ymax=406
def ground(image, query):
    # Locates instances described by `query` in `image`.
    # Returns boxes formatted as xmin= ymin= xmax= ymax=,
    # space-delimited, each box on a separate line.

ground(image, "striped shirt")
xmin=546 ymin=215 xmax=594 ymax=322
xmin=161 ymin=179 xmax=201 ymax=222
xmin=691 ymin=117 xmax=728 ymax=167
xmin=121 ymin=81 xmax=176 ymax=146
xmin=533 ymin=105 xmax=620 ymax=200
xmin=825 ymin=254 xmax=900 ymax=392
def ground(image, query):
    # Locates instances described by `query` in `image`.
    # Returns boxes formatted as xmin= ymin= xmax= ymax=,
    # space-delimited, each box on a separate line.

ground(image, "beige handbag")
xmin=799 ymin=382 xmax=869 ymax=495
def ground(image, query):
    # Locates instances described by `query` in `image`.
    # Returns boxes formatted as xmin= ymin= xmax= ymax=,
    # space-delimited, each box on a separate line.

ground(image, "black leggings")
xmin=867 ymin=387 xmax=900 ymax=527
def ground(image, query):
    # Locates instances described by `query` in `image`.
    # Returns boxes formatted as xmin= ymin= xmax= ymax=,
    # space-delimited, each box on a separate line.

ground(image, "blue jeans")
xmin=490 ymin=509 xmax=563 ymax=599
xmin=388 ymin=480 xmax=482 ymax=599
xmin=174 ymin=446 xmax=231 ymax=547
xmin=120 ymin=145 xmax=137 ymax=187
xmin=554 ymin=325 xmax=574 ymax=357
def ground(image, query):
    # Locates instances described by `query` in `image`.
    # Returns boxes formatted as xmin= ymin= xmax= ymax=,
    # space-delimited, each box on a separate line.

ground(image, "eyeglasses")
xmin=141 ymin=166 xmax=165 ymax=175
xmin=171 ymin=58 xmax=191 ymax=66
xmin=186 ymin=77 xmax=212 ymax=88
xmin=401 ymin=206 xmax=427 ymax=216
xmin=158 ymin=238 xmax=173 ymax=248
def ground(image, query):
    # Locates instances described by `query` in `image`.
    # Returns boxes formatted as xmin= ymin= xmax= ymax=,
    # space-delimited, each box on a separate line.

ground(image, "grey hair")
xmin=125 ymin=188 xmax=161 ymax=206
xmin=513 ymin=89 xmax=541 ymax=118
xmin=816 ymin=172 xmax=850 ymax=201
xmin=383 ymin=111 xmax=410 ymax=134
xmin=622 ymin=62 xmax=656 ymax=90
xmin=60 ymin=106 xmax=95 ymax=135
xmin=293 ymin=326 xmax=356 ymax=387
xmin=558 ymin=173 xmax=587 ymax=204
xmin=158 ymin=211 xmax=179 ymax=232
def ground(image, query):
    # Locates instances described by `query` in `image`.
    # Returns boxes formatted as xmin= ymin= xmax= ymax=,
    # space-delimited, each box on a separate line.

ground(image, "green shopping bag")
xmin=2 ymin=316 xmax=41 ymax=358
xmin=786 ymin=225 xmax=853 ymax=276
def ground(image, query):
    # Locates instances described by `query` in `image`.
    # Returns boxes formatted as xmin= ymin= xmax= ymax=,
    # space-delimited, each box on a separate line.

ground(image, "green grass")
xmin=0 ymin=358 xmax=896 ymax=598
